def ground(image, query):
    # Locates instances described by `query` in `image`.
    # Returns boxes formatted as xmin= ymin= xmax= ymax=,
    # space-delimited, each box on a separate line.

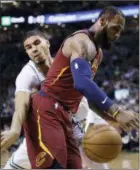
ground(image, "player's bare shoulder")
xmin=62 ymin=32 xmax=97 ymax=61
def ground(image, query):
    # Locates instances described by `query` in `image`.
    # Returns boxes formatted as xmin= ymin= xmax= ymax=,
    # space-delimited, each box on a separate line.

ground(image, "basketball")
xmin=82 ymin=124 xmax=122 ymax=163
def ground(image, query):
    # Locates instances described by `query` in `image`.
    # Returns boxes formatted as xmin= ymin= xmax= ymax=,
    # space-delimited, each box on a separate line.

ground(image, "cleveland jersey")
xmin=41 ymin=30 xmax=102 ymax=113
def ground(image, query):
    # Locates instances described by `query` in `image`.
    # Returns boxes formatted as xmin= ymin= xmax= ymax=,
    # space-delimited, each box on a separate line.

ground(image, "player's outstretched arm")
xmin=62 ymin=33 xmax=139 ymax=132
xmin=1 ymin=67 xmax=33 ymax=152
xmin=1 ymin=91 xmax=30 ymax=152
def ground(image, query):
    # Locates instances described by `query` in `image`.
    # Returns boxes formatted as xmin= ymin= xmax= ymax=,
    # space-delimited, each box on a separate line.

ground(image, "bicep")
xmin=15 ymin=92 xmax=30 ymax=112
xmin=70 ymin=34 xmax=97 ymax=62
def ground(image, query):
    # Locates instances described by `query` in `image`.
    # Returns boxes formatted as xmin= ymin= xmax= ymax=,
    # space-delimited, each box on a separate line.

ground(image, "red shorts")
xmin=24 ymin=92 xmax=82 ymax=169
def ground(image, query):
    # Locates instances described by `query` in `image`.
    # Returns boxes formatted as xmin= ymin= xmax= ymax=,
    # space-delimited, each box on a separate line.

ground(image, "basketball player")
xmin=23 ymin=6 xmax=139 ymax=169
xmin=1 ymin=30 xmax=107 ymax=169
xmin=1 ymin=30 xmax=52 ymax=169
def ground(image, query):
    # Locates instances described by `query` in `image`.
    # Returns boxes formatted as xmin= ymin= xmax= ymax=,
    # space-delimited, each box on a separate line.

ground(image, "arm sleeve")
xmin=70 ymin=58 xmax=114 ymax=111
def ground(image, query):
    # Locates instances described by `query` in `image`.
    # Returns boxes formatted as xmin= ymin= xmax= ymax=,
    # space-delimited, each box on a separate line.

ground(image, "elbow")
xmin=73 ymin=81 xmax=85 ymax=92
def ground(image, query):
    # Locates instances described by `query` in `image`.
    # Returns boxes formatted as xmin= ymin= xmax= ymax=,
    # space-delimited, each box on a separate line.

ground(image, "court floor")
xmin=108 ymin=152 xmax=139 ymax=170
xmin=1 ymin=151 xmax=139 ymax=169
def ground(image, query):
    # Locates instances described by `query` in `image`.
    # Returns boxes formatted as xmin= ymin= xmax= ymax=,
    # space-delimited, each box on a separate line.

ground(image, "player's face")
xmin=24 ymin=35 xmax=50 ymax=64
xmin=106 ymin=15 xmax=125 ymax=41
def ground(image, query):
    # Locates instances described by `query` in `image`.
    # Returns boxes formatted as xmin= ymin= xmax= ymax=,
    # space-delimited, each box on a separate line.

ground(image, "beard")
xmin=99 ymin=27 xmax=111 ymax=50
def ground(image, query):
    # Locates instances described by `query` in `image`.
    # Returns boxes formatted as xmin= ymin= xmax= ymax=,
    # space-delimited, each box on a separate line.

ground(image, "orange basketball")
xmin=82 ymin=124 xmax=122 ymax=163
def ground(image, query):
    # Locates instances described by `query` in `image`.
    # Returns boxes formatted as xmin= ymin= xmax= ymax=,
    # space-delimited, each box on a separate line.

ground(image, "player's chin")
xmin=35 ymin=59 xmax=45 ymax=65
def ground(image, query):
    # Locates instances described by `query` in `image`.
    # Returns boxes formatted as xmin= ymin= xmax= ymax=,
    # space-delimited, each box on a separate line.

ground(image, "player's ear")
xmin=100 ymin=15 xmax=108 ymax=27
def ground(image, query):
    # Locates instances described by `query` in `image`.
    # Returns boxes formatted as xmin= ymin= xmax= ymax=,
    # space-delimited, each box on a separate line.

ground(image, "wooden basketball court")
xmin=1 ymin=150 xmax=139 ymax=169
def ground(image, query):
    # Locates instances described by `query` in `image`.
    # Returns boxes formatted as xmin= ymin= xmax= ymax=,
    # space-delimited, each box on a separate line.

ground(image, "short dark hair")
xmin=23 ymin=29 xmax=48 ymax=42
xmin=98 ymin=6 xmax=125 ymax=20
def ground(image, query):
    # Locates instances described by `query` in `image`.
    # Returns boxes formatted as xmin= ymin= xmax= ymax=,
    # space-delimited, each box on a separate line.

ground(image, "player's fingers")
xmin=131 ymin=120 xmax=139 ymax=129
xmin=1 ymin=135 xmax=5 ymax=142
xmin=129 ymin=122 xmax=137 ymax=129
xmin=120 ymin=124 xmax=130 ymax=132
xmin=135 ymin=115 xmax=139 ymax=124
xmin=1 ymin=140 xmax=11 ymax=152
xmin=127 ymin=117 xmax=139 ymax=129
xmin=1 ymin=133 xmax=6 ymax=140
xmin=1 ymin=139 xmax=7 ymax=148
xmin=1 ymin=146 xmax=7 ymax=153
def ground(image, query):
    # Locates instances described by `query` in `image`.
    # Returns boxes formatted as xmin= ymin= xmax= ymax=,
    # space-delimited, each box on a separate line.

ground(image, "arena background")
xmin=0 ymin=0 xmax=139 ymax=169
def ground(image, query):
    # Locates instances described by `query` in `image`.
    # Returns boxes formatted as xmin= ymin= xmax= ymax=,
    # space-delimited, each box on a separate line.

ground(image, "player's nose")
xmin=32 ymin=46 xmax=38 ymax=53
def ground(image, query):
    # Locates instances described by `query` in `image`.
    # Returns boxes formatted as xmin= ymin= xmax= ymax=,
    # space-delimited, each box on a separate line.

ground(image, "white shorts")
xmin=4 ymin=139 xmax=31 ymax=169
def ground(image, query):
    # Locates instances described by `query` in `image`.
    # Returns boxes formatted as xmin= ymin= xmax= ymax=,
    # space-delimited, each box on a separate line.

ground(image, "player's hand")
xmin=1 ymin=130 xmax=20 ymax=152
xmin=115 ymin=109 xmax=139 ymax=132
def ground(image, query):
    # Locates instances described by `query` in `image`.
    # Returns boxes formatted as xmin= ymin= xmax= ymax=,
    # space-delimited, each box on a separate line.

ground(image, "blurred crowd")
xmin=1 ymin=1 xmax=138 ymax=16
xmin=0 ymin=1 xmax=139 ymax=152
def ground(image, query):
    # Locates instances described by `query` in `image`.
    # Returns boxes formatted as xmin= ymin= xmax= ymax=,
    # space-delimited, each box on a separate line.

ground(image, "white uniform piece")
xmin=4 ymin=139 xmax=30 ymax=169
xmin=73 ymin=97 xmax=108 ymax=138
xmin=15 ymin=60 xmax=45 ymax=93
xmin=4 ymin=60 xmax=108 ymax=169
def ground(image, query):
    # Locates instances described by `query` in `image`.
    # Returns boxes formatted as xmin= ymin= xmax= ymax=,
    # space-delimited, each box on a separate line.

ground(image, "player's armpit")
xmin=11 ymin=91 xmax=30 ymax=134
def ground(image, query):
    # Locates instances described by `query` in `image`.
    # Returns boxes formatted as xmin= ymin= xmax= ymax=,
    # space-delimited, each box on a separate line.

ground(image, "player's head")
xmin=97 ymin=6 xmax=125 ymax=41
xmin=23 ymin=29 xmax=50 ymax=64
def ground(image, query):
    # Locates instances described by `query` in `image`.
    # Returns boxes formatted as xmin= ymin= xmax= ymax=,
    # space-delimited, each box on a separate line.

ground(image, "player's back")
xmin=41 ymin=30 xmax=101 ymax=113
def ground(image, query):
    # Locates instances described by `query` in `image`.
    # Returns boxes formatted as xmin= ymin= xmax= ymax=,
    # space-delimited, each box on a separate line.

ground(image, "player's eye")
xmin=25 ymin=45 xmax=31 ymax=50
xmin=34 ymin=39 xmax=41 ymax=46
xmin=112 ymin=26 xmax=121 ymax=33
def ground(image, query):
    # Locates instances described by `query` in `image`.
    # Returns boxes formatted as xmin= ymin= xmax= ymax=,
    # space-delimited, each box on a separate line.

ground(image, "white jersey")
xmin=15 ymin=60 xmax=45 ymax=93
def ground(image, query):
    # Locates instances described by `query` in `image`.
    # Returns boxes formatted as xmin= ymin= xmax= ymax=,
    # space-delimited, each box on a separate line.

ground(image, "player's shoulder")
xmin=15 ymin=60 xmax=39 ymax=92
xmin=16 ymin=60 xmax=37 ymax=81
xmin=19 ymin=60 xmax=36 ymax=76
xmin=70 ymin=30 xmax=90 ymax=42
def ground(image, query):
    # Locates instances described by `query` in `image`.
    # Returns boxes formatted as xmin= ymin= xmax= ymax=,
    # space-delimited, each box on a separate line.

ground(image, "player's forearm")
xmin=71 ymin=58 xmax=114 ymax=110
xmin=11 ymin=107 xmax=28 ymax=135
xmin=88 ymin=101 xmax=120 ymax=122
xmin=11 ymin=92 xmax=30 ymax=135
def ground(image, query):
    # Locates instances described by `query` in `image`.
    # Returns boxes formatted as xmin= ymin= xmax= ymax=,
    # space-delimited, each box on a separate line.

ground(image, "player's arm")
xmin=10 ymin=68 xmax=34 ymax=134
xmin=63 ymin=33 xmax=115 ymax=113
xmin=1 ymin=69 xmax=33 ymax=152
xmin=11 ymin=91 xmax=30 ymax=134
xmin=62 ymin=33 xmax=139 ymax=131
xmin=1 ymin=92 xmax=30 ymax=152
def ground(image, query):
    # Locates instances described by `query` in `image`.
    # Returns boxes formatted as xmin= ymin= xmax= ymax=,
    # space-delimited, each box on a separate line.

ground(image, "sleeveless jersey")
xmin=41 ymin=30 xmax=102 ymax=113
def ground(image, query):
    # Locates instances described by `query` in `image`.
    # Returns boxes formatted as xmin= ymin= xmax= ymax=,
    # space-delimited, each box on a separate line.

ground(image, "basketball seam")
xmin=83 ymin=129 xmax=119 ymax=140
xmin=84 ymin=147 xmax=119 ymax=160
xmin=83 ymin=143 xmax=122 ymax=145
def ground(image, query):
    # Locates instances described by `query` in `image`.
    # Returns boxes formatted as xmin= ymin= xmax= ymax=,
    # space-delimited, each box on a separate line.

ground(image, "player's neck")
xmin=36 ymin=53 xmax=53 ymax=76
xmin=89 ymin=22 xmax=102 ymax=46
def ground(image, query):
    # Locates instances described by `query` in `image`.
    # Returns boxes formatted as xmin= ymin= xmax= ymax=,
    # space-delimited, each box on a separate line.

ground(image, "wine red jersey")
xmin=41 ymin=30 xmax=102 ymax=113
